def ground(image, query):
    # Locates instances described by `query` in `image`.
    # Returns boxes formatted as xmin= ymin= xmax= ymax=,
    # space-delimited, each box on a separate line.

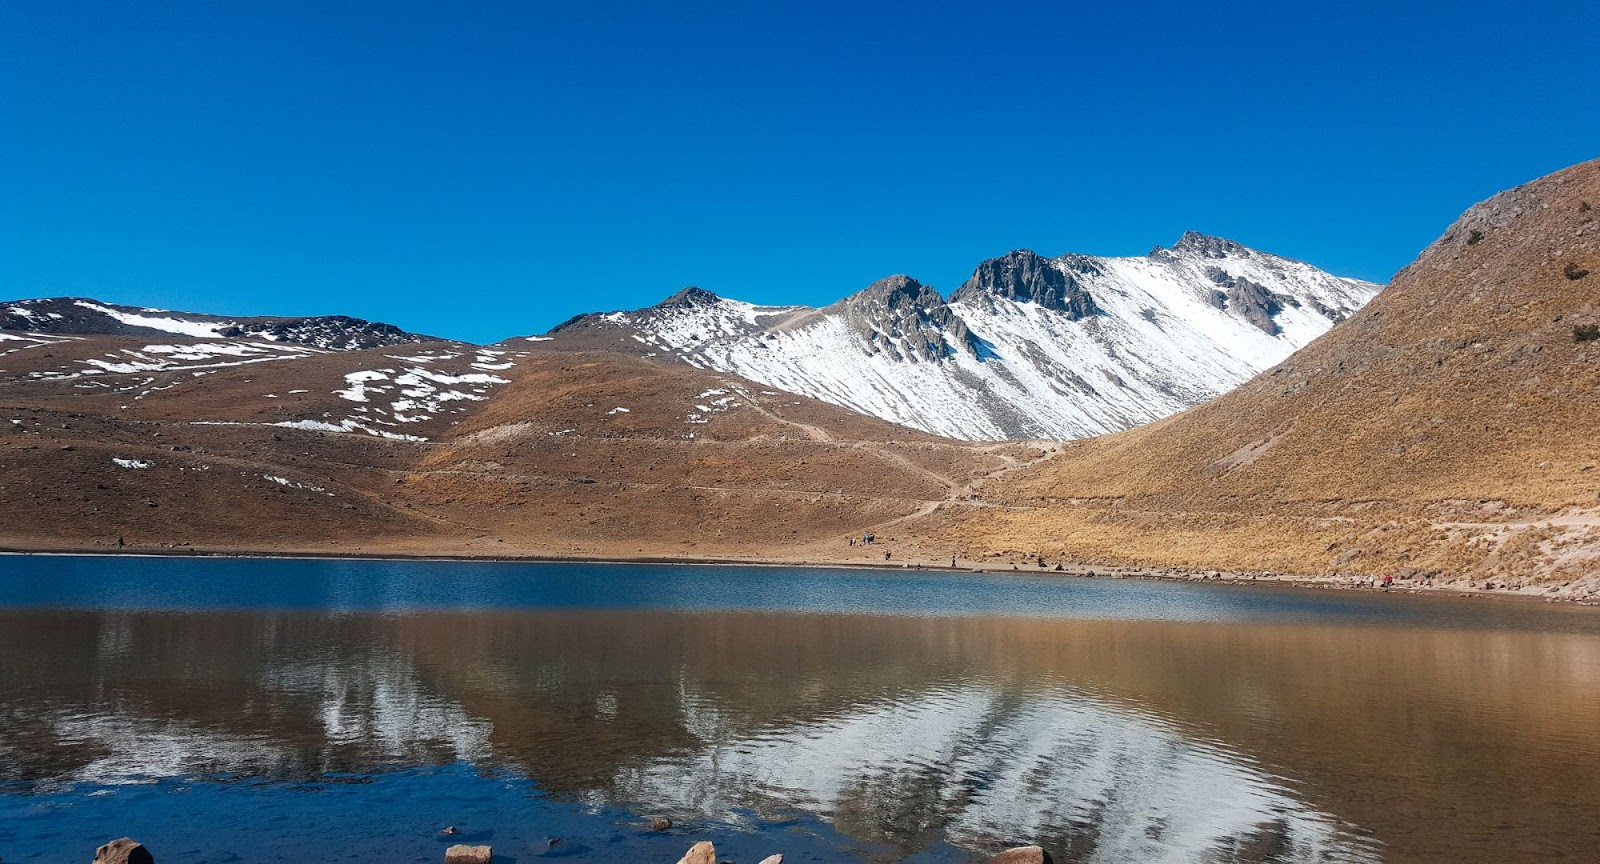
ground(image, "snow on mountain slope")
xmin=619 ymin=683 xmax=1377 ymax=863
xmin=547 ymin=233 xmax=1381 ymax=440
xmin=1 ymin=297 xmax=441 ymax=351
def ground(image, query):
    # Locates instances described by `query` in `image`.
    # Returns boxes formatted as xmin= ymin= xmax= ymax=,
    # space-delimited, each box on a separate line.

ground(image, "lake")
xmin=2 ymin=556 xmax=1598 ymax=863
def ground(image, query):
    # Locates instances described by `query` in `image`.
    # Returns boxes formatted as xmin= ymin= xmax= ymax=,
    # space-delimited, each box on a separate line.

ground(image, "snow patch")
xmin=272 ymin=419 xmax=427 ymax=442
xmin=73 ymin=301 xmax=229 ymax=338
xmin=335 ymin=369 xmax=393 ymax=403
xmin=262 ymin=474 xmax=329 ymax=493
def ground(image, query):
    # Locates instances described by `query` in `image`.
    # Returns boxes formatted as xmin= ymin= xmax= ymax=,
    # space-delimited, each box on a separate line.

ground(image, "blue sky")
xmin=4 ymin=1 xmax=1597 ymax=343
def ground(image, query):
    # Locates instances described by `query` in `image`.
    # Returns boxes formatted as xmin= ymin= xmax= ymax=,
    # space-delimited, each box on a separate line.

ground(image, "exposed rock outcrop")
xmin=675 ymin=840 xmax=716 ymax=864
xmin=990 ymin=845 xmax=1053 ymax=864
xmin=829 ymin=275 xmax=975 ymax=361
xmin=92 ymin=838 xmax=154 ymax=864
xmin=443 ymin=844 xmax=491 ymax=864
xmin=950 ymin=249 xmax=1102 ymax=319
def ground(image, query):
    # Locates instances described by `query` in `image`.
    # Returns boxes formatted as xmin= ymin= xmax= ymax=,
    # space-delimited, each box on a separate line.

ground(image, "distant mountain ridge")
xmin=547 ymin=232 xmax=1381 ymax=440
xmin=5 ymin=233 xmax=1379 ymax=441
xmin=1 ymin=297 xmax=441 ymax=351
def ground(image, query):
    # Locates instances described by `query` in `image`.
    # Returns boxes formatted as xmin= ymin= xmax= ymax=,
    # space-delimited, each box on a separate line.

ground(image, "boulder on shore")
xmin=675 ymin=841 xmax=716 ymax=864
xmin=444 ymin=844 xmax=491 ymax=864
xmin=991 ymin=846 xmax=1053 ymax=864
xmin=92 ymin=839 xmax=154 ymax=864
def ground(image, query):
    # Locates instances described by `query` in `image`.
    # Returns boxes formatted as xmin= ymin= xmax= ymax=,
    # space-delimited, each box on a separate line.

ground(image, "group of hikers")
xmin=847 ymin=533 xmax=895 ymax=561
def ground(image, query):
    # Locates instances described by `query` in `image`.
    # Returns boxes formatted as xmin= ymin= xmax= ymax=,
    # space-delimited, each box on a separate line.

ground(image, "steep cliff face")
xmin=826 ymin=275 xmax=975 ymax=362
xmin=949 ymin=250 xmax=1102 ymax=319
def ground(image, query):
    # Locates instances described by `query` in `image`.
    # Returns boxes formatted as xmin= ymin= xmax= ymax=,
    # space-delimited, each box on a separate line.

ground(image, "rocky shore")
xmin=88 ymin=835 xmax=1058 ymax=864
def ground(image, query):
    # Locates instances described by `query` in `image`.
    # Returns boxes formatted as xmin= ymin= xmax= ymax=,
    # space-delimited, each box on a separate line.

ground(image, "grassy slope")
xmin=940 ymin=159 xmax=1600 ymax=590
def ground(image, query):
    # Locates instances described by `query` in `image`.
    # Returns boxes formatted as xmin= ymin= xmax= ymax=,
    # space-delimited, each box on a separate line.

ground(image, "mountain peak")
xmin=833 ymin=274 xmax=944 ymax=317
xmin=950 ymin=250 xmax=1101 ymax=319
xmin=1162 ymin=231 xmax=1250 ymax=259
xmin=832 ymin=275 xmax=968 ymax=364
xmin=656 ymin=286 xmax=723 ymax=308
xmin=856 ymin=274 xmax=934 ymax=299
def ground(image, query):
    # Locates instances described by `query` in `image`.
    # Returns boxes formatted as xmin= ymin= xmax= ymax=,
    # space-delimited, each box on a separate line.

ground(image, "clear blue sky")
xmin=4 ymin=1 xmax=1597 ymax=343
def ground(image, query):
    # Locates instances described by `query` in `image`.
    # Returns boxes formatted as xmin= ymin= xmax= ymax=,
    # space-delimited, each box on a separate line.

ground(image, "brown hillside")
xmin=940 ymin=158 xmax=1600 ymax=592
xmin=396 ymin=349 xmax=1035 ymax=561
xmin=0 ymin=331 xmax=1032 ymax=563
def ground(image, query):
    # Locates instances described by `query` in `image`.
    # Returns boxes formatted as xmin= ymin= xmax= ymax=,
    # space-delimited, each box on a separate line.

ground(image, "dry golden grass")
xmin=936 ymin=159 xmax=1600 ymax=592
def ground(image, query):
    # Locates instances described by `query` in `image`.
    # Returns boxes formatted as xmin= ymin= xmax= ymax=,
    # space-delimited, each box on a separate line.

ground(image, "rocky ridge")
xmin=1 ymin=297 xmax=440 ymax=351
xmin=545 ymin=233 xmax=1379 ymax=440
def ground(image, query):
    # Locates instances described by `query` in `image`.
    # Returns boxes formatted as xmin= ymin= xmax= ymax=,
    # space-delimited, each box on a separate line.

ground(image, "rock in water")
xmin=92 ymin=839 xmax=154 ymax=864
xmin=444 ymin=844 xmax=491 ymax=864
xmin=757 ymin=856 xmax=784 ymax=864
xmin=647 ymin=816 xmax=673 ymax=831
xmin=991 ymin=847 xmax=1053 ymax=864
xmin=675 ymin=841 xmax=716 ymax=864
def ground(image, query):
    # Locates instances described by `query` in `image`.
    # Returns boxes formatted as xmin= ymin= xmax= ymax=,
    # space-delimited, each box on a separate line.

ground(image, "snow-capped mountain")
xmin=546 ymin=232 xmax=1382 ymax=440
xmin=1 ymin=297 xmax=441 ymax=350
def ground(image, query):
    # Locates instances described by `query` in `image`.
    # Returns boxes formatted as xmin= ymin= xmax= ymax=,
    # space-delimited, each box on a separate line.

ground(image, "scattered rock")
xmin=676 ymin=841 xmax=716 ymax=864
xmin=991 ymin=846 xmax=1053 ymax=864
xmin=444 ymin=844 xmax=491 ymax=864
xmin=647 ymin=816 xmax=673 ymax=831
xmin=92 ymin=839 xmax=154 ymax=864
xmin=440 ymin=826 xmax=458 ymax=835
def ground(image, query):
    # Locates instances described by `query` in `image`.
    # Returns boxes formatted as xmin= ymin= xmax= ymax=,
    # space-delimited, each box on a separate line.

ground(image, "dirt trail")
xmin=738 ymin=384 xmax=1067 ymax=506
xmin=738 ymin=387 xmax=835 ymax=443
xmin=1434 ymin=510 xmax=1600 ymax=532
xmin=865 ymin=440 xmax=1064 ymax=530
xmin=739 ymin=386 xmax=972 ymax=494
xmin=953 ymin=441 xmax=1062 ymax=499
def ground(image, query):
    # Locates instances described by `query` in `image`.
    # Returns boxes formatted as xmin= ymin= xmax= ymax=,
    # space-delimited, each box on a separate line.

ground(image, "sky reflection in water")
xmin=2 ymin=556 xmax=1599 ymax=863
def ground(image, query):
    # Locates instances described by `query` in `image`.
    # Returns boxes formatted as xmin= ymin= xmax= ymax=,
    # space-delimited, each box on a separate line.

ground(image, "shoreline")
xmin=2 ymin=542 xmax=1589 ymax=607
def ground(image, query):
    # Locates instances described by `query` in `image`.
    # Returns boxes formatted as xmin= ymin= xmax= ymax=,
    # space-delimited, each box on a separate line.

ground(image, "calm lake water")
xmin=2 ymin=557 xmax=1599 ymax=864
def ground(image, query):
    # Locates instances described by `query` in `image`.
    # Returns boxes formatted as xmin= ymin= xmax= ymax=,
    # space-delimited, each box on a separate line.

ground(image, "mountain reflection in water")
xmin=3 ymin=607 xmax=1600 ymax=863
